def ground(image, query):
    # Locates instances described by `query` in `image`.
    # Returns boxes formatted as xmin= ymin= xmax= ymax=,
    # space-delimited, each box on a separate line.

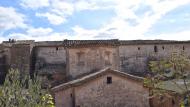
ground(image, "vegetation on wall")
xmin=0 ymin=69 xmax=55 ymax=107
xmin=144 ymin=52 xmax=190 ymax=107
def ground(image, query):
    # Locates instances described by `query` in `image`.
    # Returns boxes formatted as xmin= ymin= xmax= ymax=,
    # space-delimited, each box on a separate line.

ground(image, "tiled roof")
xmin=119 ymin=40 xmax=190 ymax=45
xmin=51 ymin=68 xmax=144 ymax=92
xmin=63 ymin=39 xmax=119 ymax=47
xmin=3 ymin=39 xmax=190 ymax=47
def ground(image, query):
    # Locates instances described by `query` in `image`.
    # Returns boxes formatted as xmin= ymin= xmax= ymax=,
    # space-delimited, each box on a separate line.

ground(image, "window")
xmin=107 ymin=76 xmax=112 ymax=84
xmin=138 ymin=47 xmax=140 ymax=50
xmin=172 ymin=99 xmax=175 ymax=105
xmin=105 ymin=51 xmax=111 ymax=65
xmin=183 ymin=46 xmax=185 ymax=50
xmin=154 ymin=46 xmax=158 ymax=52
xmin=77 ymin=52 xmax=85 ymax=66
xmin=70 ymin=93 xmax=73 ymax=97
xmin=162 ymin=46 xmax=164 ymax=50
xmin=56 ymin=47 xmax=58 ymax=51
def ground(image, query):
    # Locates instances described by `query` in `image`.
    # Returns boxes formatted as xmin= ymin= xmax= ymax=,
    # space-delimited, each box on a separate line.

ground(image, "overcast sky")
xmin=0 ymin=0 xmax=190 ymax=42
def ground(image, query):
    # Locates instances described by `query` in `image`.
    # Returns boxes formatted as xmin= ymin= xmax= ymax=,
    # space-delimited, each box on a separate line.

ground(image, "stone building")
xmin=1 ymin=39 xmax=190 ymax=106
xmin=0 ymin=39 xmax=190 ymax=86
xmin=52 ymin=68 xmax=149 ymax=107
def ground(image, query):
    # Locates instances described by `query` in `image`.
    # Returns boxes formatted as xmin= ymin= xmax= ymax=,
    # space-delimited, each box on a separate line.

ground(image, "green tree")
xmin=144 ymin=52 xmax=190 ymax=107
xmin=0 ymin=69 xmax=55 ymax=107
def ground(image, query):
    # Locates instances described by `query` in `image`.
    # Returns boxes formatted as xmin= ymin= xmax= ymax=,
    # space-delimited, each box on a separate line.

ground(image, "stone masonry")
xmin=0 ymin=39 xmax=190 ymax=86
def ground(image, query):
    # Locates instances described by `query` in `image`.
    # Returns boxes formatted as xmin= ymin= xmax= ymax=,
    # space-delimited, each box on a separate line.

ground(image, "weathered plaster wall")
xmin=34 ymin=46 xmax=67 ymax=86
xmin=35 ymin=47 xmax=66 ymax=64
xmin=119 ymin=43 xmax=190 ymax=75
xmin=74 ymin=73 xmax=149 ymax=107
xmin=10 ymin=44 xmax=31 ymax=74
xmin=54 ymin=88 xmax=73 ymax=107
xmin=68 ymin=46 xmax=119 ymax=78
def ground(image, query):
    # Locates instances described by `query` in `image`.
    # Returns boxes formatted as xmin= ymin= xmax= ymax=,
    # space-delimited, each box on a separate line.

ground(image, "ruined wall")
xmin=119 ymin=43 xmax=190 ymax=76
xmin=34 ymin=46 xmax=67 ymax=86
xmin=68 ymin=46 xmax=119 ymax=78
xmin=74 ymin=73 xmax=149 ymax=107
xmin=10 ymin=44 xmax=31 ymax=74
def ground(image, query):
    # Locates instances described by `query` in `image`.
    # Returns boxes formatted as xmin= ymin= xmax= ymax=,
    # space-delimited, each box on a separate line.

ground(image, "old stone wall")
xmin=68 ymin=46 xmax=119 ymax=78
xmin=119 ymin=43 xmax=190 ymax=75
xmin=34 ymin=46 xmax=67 ymax=86
xmin=10 ymin=44 xmax=31 ymax=74
xmin=2 ymin=40 xmax=190 ymax=86
xmin=74 ymin=73 xmax=149 ymax=107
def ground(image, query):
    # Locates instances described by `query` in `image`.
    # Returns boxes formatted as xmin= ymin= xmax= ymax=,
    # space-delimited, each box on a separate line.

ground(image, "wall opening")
xmin=56 ymin=47 xmax=58 ymax=51
xmin=107 ymin=76 xmax=112 ymax=84
xmin=154 ymin=46 xmax=158 ymax=52
xmin=162 ymin=46 xmax=164 ymax=50
xmin=70 ymin=93 xmax=73 ymax=97
xmin=172 ymin=99 xmax=175 ymax=105
xmin=183 ymin=46 xmax=185 ymax=50
xmin=77 ymin=52 xmax=85 ymax=66
xmin=138 ymin=47 xmax=140 ymax=50
xmin=105 ymin=51 xmax=111 ymax=65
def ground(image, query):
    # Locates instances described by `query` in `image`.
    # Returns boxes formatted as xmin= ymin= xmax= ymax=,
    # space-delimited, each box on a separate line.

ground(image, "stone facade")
xmin=68 ymin=46 xmax=119 ymax=78
xmin=0 ymin=39 xmax=190 ymax=86
xmin=33 ymin=46 xmax=67 ymax=86
xmin=52 ymin=68 xmax=150 ymax=107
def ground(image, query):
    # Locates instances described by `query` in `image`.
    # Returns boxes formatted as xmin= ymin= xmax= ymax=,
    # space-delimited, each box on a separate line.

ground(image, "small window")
xmin=154 ymin=46 xmax=158 ymax=52
xmin=183 ymin=46 xmax=185 ymax=50
xmin=138 ymin=47 xmax=140 ymax=50
xmin=70 ymin=93 xmax=73 ymax=97
xmin=107 ymin=76 xmax=112 ymax=84
xmin=172 ymin=99 xmax=175 ymax=105
xmin=162 ymin=46 xmax=164 ymax=50
xmin=77 ymin=52 xmax=85 ymax=66
xmin=56 ymin=47 xmax=58 ymax=51
xmin=105 ymin=51 xmax=111 ymax=65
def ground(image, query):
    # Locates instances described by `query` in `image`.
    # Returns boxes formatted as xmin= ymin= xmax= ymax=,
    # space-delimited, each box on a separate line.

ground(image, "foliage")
xmin=0 ymin=69 xmax=55 ymax=107
xmin=144 ymin=52 xmax=190 ymax=106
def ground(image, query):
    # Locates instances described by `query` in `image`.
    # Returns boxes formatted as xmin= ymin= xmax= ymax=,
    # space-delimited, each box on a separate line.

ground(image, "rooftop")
xmin=51 ymin=68 xmax=144 ymax=92
xmin=2 ymin=39 xmax=190 ymax=47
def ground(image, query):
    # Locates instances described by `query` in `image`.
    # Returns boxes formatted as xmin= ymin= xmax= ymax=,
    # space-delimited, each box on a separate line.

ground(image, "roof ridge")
xmin=51 ymin=68 xmax=143 ymax=92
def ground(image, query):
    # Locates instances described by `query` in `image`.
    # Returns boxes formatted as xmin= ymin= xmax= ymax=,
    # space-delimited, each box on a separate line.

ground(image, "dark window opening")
xmin=154 ymin=46 xmax=158 ymax=52
xmin=70 ymin=93 xmax=73 ymax=97
xmin=172 ymin=99 xmax=175 ymax=105
xmin=107 ymin=76 xmax=112 ymax=84
xmin=138 ymin=47 xmax=140 ymax=50
xmin=183 ymin=46 xmax=185 ymax=50
xmin=162 ymin=46 xmax=164 ymax=50
xmin=56 ymin=47 xmax=58 ymax=51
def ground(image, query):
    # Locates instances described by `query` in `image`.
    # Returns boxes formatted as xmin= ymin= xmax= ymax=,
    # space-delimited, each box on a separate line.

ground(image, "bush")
xmin=0 ymin=69 xmax=55 ymax=107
